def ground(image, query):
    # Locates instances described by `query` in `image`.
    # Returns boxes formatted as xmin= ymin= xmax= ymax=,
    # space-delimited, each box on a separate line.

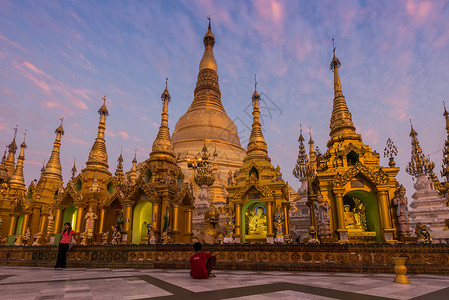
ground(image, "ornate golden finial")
xmin=21 ymin=129 xmax=27 ymax=148
xmin=384 ymin=138 xmax=398 ymax=168
xmin=199 ymin=16 xmax=216 ymax=71
xmin=151 ymin=80 xmax=175 ymax=158
xmin=98 ymin=95 xmax=109 ymax=116
xmin=194 ymin=142 xmax=214 ymax=187
xmin=406 ymin=119 xmax=435 ymax=177
xmin=293 ymin=123 xmax=308 ymax=180
xmin=86 ymin=96 xmax=109 ymax=171
xmin=133 ymin=149 xmax=137 ymax=164
xmin=247 ymin=78 xmax=267 ymax=156
xmin=71 ymin=158 xmax=77 ymax=179
xmin=328 ymin=38 xmax=356 ymax=142
xmin=161 ymin=77 xmax=171 ymax=102
xmin=41 ymin=160 xmax=46 ymax=173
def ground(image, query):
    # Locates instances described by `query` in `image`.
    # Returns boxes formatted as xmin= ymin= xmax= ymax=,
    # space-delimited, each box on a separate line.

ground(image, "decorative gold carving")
xmin=332 ymin=162 xmax=388 ymax=188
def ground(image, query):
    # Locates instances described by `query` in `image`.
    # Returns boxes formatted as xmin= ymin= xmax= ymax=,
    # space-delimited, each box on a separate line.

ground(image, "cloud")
xmin=118 ymin=130 xmax=129 ymax=139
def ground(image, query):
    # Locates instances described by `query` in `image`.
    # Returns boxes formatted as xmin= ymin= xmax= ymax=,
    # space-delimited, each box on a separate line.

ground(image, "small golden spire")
xmin=9 ymin=129 xmax=27 ymax=186
xmin=129 ymin=149 xmax=138 ymax=184
xmin=114 ymin=148 xmax=125 ymax=186
xmin=5 ymin=125 xmax=19 ymax=175
xmin=247 ymin=76 xmax=268 ymax=156
xmin=41 ymin=160 xmax=46 ymax=173
xmin=71 ymin=159 xmax=77 ymax=180
xmin=406 ymin=119 xmax=435 ymax=177
xmin=150 ymin=80 xmax=175 ymax=159
xmin=43 ymin=119 xmax=64 ymax=180
xmin=293 ymin=124 xmax=308 ymax=180
xmin=329 ymin=38 xmax=356 ymax=141
xmin=86 ymin=97 xmax=109 ymax=171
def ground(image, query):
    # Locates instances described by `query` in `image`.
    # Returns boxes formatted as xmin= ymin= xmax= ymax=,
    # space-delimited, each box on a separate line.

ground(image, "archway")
xmin=14 ymin=214 xmax=24 ymax=235
xmin=344 ymin=190 xmax=381 ymax=242
xmin=132 ymin=202 xmax=152 ymax=244
xmin=61 ymin=205 xmax=78 ymax=231
xmin=242 ymin=200 xmax=267 ymax=243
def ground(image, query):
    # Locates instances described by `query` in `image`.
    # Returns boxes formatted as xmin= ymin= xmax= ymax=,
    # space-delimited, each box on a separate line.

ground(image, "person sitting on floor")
xmin=190 ymin=242 xmax=217 ymax=279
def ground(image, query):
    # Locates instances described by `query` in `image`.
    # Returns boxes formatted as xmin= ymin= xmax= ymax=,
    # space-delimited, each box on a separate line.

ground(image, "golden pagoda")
xmin=307 ymin=42 xmax=400 ymax=243
xmin=115 ymin=81 xmax=195 ymax=244
xmin=1 ymin=130 xmax=32 ymax=244
xmin=20 ymin=119 xmax=66 ymax=243
xmin=172 ymin=19 xmax=246 ymax=203
xmin=226 ymin=79 xmax=292 ymax=244
xmin=47 ymin=97 xmax=113 ymax=243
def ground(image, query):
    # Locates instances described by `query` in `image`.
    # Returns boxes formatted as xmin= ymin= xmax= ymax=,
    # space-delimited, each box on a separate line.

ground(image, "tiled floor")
xmin=0 ymin=267 xmax=448 ymax=299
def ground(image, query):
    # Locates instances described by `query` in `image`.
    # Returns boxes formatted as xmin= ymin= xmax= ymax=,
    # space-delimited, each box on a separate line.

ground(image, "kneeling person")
xmin=190 ymin=242 xmax=216 ymax=279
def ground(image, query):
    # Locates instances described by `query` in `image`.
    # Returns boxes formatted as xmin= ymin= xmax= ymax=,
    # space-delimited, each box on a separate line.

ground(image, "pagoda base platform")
xmin=1 ymin=244 xmax=448 ymax=274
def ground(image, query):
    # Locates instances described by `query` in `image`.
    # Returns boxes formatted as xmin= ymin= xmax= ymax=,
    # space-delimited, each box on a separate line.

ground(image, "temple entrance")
xmin=242 ymin=200 xmax=267 ymax=243
xmin=344 ymin=190 xmax=381 ymax=242
xmin=132 ymin=202 xmax=152 ymax=244
xmin=61 ymin=205 xmax=77 ymax=231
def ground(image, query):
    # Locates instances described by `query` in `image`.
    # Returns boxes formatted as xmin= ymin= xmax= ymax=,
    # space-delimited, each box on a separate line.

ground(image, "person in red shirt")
xmin=54 ymin=222 xmax=76 ymax=269
xmin=190 ymin=242 xmax=217 ymax=279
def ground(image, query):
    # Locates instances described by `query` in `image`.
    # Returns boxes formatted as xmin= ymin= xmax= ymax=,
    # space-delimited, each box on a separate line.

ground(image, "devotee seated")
xmin=190 ymin=242 xmax=217 ymax=279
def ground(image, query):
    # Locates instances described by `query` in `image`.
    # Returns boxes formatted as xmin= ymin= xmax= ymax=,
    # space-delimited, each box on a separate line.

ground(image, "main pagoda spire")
xmin=9 ymin=130 xmax=27 ymax=186
xmin=42 ymin=118 xmax=64 ymax=180
xmin=85 ymin=96 xmax=109 ymax=172
xmin=329 ymin=39 xmax=356 ymax=140
xmin=187 ymin=17 xmax=224 ymax=113
xmin=246 ymin=75 xmax=268 ymax=157
xmin=150 ymin=79 xmax=176 ymax=161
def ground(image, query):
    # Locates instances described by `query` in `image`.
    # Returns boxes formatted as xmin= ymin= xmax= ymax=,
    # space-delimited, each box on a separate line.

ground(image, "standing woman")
xmin=54 ymin=222 xmax=75 ymax=269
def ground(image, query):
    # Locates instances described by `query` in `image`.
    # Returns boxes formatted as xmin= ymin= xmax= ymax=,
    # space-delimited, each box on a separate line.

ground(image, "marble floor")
xmin=0 ymin=267 xmax=448 ymax=300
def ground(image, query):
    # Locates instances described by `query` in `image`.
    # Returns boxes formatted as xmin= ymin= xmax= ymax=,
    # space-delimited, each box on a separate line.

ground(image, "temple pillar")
xmin=123 ymin=204 xmax=132 ymax=243
xmin=8 ymin=215 xmax=17 ymax=236
xmin=334 ymin=189 xmax=348 ymax=241
xmin=98 ymin=207 xmax=106 ymax=234
xmin=171 ymin=205 xmax=180 ymax=242
xmin=30 ymin=207 xmax=41 ymax=235
xmin=283 ymin=203 xmax=290 ymax=238
xmin=152 ymin=202 xmax=160 ymax=233
xmin=235 ymin=203 xmax=241 ymax=242
xmin=377 ymin=188 xmax=395 ymax=241
xmin=38 ymin=215 xmax=47 ymax=234
xmin=266 ymin=201 xmax=274 ymax=243
xmin=20 ymin=214 xmax=30 ymax=235
xmin=75 ymin=206 xmax=84 ymax=233
xmin=160 ymin=197 xmax=169 ymax=234
xmin=54 ymin=208 xmax=62 ymax=234
xmin=183 ymin=208 xmax=193 ymax=243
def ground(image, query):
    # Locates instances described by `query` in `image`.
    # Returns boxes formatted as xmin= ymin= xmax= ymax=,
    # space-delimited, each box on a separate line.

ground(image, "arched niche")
xmin=242 ymin=200 xmax=267 ymax=243
xmin=131 ymin=201 xmax=152 ymax=244
xmin=344 ymin=190 xmax=381 ymax=242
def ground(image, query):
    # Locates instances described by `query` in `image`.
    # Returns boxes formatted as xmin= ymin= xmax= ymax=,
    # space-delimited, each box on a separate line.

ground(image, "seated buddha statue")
xmin=248 ymin=207 xmax=267 ymax=236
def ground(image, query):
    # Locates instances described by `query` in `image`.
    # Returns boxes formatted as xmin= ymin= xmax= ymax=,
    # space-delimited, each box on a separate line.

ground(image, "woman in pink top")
xmin=54 ymin=222 xmax=75 ymax=269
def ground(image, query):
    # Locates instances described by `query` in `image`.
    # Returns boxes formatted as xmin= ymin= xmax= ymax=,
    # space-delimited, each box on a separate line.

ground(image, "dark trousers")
xmin=54 ymin=243 xmax=69 ymax=268
xmin=206 ymin=256 xmax=216 ymax=275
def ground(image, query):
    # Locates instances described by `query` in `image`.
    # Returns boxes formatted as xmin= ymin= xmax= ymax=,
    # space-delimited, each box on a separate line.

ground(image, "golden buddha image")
xmin=246 ymin=204 xmax=267 ymax=238
xmin=343 ymin=196 xmax=367 ymax=231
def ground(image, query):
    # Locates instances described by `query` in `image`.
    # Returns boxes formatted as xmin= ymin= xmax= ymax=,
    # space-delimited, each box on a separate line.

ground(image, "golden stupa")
xmin=172 ymin=20 xmax=246 ymax=202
